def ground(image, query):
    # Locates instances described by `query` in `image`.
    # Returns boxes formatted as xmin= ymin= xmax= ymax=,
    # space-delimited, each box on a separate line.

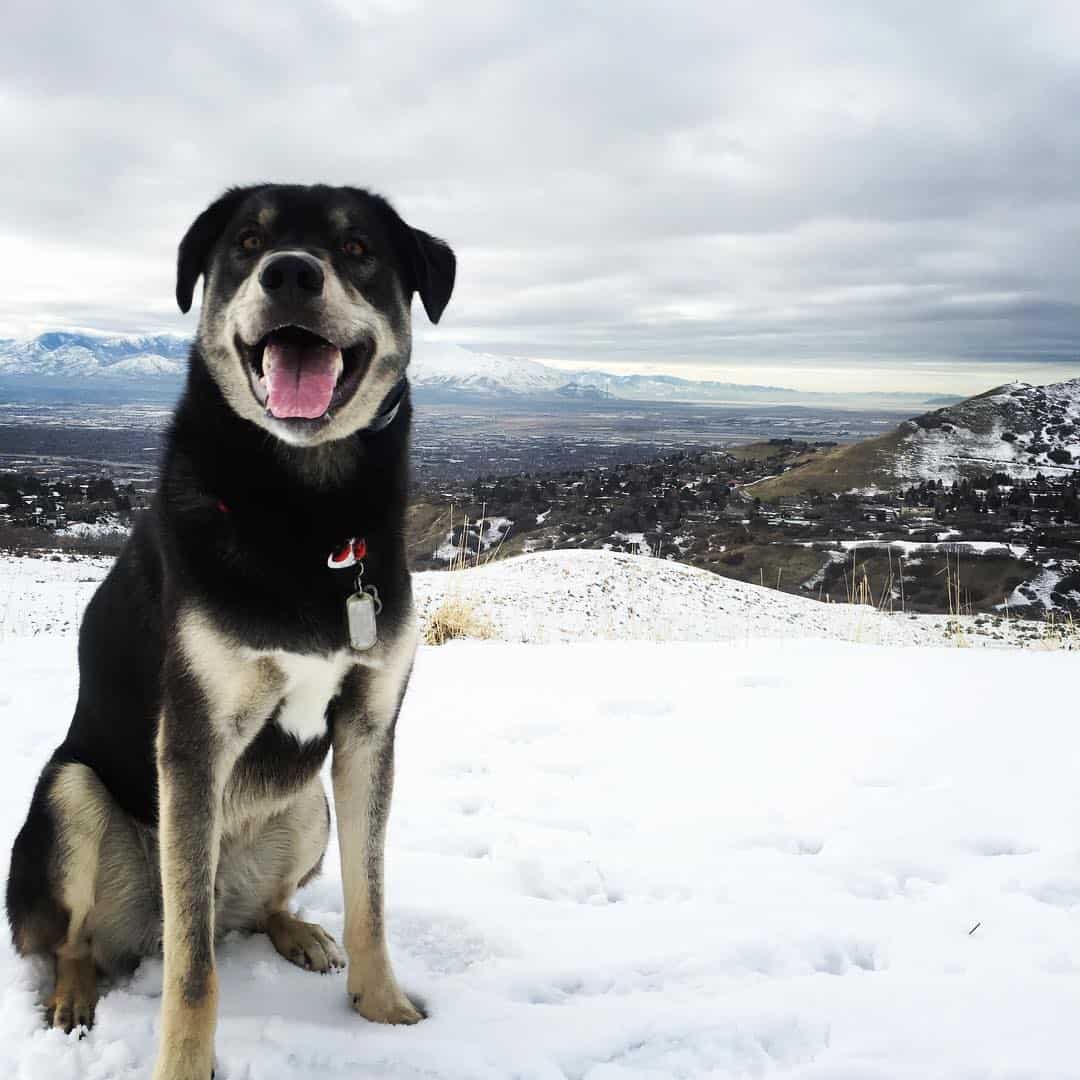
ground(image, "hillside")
xmin=0 ymin=551 xmax=1078 ymax=1077
xmin=751 ymin=376 xmax=1080 ymax=498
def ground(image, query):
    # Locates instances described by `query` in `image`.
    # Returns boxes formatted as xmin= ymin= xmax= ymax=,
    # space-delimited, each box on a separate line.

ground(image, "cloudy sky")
xmin=4 ymin=1 xmax=1080 ymax=393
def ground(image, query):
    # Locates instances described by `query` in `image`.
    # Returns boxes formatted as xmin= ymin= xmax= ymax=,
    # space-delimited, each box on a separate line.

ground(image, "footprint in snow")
xmin=1028 ymin=879 xmax=1080 ymax=908
xmin=735 ymin=673 xmax=791 ymax=689
xmin=968 ymin=836 xmax=1037 ymax=857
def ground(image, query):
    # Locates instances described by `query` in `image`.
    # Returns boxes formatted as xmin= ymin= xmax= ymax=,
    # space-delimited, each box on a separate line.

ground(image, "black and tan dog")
xmin=6 ymin=184 xmax=454 ymax=1079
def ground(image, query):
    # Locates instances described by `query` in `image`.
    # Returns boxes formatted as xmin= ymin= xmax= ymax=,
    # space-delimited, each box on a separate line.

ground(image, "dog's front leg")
xmin=153 ymin=689 xmax=225 ymax=1080
xmin=332 ymin=677 xmax=422 ymax=1025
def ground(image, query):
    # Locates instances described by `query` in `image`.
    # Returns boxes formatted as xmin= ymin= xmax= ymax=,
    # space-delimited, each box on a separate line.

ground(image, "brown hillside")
xmin=747 ymin=430 xmax=904 ymax=498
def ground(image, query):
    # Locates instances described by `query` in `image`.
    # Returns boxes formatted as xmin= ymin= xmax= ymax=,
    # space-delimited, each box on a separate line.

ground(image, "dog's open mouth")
xmin=241 ymin=326 xmax=373 ymax=421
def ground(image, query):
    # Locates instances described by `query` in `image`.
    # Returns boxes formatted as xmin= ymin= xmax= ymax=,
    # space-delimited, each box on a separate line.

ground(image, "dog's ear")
xmin=378 ymin=201 xmax=456 ymax=324
xmin=175 ymin=187 xmax=259 ymax=314
xmin=404 ymin=227 xmax=456 ymax=325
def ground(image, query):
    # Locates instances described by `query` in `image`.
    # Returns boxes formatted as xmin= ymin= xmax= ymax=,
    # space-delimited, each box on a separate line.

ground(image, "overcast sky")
xmin=4 ymin=1 xmax=1080 ymax=393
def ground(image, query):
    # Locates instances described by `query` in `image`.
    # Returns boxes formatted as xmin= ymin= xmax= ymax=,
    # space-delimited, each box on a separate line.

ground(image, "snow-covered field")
xmin=0 ymin=551 xmax=1078 ymax=1077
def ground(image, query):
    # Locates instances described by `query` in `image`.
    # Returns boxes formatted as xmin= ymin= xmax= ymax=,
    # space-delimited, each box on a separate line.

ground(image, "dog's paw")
xmin=47 ymin=958 xmax=97 ymax=1034
xmin=150 ymin=1066 xmax=214 ymax=1080
xmin=47 ymin=990 xmax=95 ymax=1035
xmin=267 ymin=912 xmax=346 ymax=974
xmin=150 ymin=1054 xmax=216 ymax=1080
xmin=350 ymin=985 xmax=424 ymax=1025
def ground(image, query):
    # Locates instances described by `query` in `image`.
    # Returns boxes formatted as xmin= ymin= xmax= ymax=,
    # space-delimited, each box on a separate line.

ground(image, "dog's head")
xmin=176 ymin=184 xmax=454 ymax=446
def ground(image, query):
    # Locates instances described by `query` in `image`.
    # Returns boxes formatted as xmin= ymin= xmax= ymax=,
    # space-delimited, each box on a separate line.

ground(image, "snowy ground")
xmin=0 ymin=552 xmax=1078 ymax=1077
xmin=412 ymin=551 xmax=1056 ymax=649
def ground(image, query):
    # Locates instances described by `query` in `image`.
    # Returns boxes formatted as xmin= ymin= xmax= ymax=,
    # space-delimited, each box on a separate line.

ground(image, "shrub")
xmin=422 ymin=595 xmax=495 ymax=646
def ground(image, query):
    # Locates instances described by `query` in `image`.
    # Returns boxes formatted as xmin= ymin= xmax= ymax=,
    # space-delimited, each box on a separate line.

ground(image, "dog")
xmin=5 ymin=183 xmax=455 ymax=1080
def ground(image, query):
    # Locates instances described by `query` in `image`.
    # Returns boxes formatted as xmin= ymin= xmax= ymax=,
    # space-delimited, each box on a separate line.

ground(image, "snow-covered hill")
xmin=753 ymin=374 xmax=1080 ymax=497
xmin=0 ymin=550 xmax=1077 ymax=1077
xmin=895 ymin=377 xmax=1080 ymax=480
xmin=413 ymin=549 xmax=1048 ymax=647
xmin=0 ymin=331 xmax=189 ymax=380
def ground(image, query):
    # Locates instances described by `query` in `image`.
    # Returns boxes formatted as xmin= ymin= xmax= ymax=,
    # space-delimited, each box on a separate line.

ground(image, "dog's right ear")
xmin=176 ymin=187 xmax=259 ymax=314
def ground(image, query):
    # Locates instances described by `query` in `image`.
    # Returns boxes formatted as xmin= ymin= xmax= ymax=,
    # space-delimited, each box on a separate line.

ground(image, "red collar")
xmin=215 ymin=499 xmax=366 ymax=570
xmin=328 ymin=537 xmax=367 ymax=569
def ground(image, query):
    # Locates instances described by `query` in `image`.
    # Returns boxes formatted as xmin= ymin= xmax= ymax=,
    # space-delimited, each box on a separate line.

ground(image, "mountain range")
xmin=0 ymin=332 xmax=958 ymax=410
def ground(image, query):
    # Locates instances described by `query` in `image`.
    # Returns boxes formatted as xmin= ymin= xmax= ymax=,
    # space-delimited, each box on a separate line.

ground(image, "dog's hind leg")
xmin=8 ymin=759 xmax=162 ymax=1031
xmin=12 ymin=762 xmax=110 ymax=1031
xmin=47 ymin=763 xmax=113 ymax=1030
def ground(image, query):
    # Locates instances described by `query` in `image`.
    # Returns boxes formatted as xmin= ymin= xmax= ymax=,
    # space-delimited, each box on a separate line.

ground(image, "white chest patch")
xmin=268 ymin=650 xmax=354 ymax=743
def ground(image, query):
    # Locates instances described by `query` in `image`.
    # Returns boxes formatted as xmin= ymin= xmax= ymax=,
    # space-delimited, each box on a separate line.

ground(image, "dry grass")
xmin=1035 ymin=610 xmax=1080 ymax=651
xmin=422 ymin=593 xmax=496 ymax=645
xmin=746 ymin=431 xmax=903 ymax=499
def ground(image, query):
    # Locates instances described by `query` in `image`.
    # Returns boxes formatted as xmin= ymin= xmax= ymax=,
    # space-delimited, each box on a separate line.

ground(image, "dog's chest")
xmin=267 ymin=650 xmax=354 ymax=742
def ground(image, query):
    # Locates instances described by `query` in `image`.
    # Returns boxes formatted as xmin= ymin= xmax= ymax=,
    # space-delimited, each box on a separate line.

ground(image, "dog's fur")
xmin=5 ymin=184 xmax=454 ymax=1079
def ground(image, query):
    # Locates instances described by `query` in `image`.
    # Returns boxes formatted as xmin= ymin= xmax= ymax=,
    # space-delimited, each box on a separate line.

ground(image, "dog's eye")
xmin=238 ymin=230 xmax=263 ymax=254
xmin=343 ymin=238 xmax=365 ymax=257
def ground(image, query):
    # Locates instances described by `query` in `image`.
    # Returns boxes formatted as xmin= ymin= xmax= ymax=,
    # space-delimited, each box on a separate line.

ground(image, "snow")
xmin=430 ymin=516 xmax=513 ymax=565
xmin=1001 ymin=561 xmax=1075 ymax=614
xmin=818 ymin=539 xmax=1031 ymax=558
xmin=1 ymin=581 xmax=1079 ymax=1076
xmin=55 ymin=518 xmax=129 ymax=540
xmin=412 ymin=550 xmax=1041 ymax=647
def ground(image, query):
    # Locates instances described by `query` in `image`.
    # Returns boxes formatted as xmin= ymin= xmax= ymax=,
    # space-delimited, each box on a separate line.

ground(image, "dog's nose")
xmin=259 ymin=252 xmax=325 ymax=298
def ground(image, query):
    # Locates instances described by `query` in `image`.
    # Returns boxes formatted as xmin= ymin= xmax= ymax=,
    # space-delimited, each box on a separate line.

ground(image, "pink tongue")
xmin=263 ymin=340 xmax=343 ymax=419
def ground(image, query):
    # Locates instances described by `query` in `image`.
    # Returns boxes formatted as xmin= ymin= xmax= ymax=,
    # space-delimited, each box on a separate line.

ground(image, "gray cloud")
xmin=3 ymin=0 xmax=1080 ymax=391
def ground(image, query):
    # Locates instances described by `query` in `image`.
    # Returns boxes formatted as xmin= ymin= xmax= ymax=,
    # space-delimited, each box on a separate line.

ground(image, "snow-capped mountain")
xmin=556 ymin=369 xmax=815 ymax=402
xmin=0 ymin=331 xmax=955 ymax=408
xmin=0 ymin=331 xmax=189 ymax=380
xmin=409 ymin=343 xmax=954 ymax=407
xmin=406 ymin=342 xmax=808 ymax=401
xmin=408 ymin=341 xmax=568 ymax=395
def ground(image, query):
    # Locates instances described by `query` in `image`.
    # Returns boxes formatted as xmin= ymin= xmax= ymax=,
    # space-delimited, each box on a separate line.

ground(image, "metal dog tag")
xmin=346 ymin=590 xmax=378 ymax=651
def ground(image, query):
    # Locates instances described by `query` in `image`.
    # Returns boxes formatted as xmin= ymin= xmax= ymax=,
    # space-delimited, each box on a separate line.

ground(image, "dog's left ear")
xmin=378 ymin=201 xmax=456 ymax=324
xmin=175 ymin=186 xmax=261 ymax=314
xmin=404 ymin=226 xmax=456 ymax=325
